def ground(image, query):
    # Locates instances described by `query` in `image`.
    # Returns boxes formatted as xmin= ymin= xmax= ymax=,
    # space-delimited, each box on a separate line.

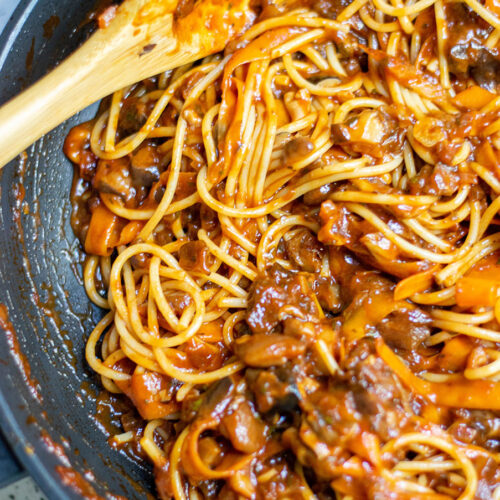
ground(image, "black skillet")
xmin=0 ymin=1 xmax=153 ymax=498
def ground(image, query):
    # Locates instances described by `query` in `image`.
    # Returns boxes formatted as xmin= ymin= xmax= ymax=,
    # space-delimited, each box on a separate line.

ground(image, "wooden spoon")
xmin=0 ymin=0 xmax=254 ymax=168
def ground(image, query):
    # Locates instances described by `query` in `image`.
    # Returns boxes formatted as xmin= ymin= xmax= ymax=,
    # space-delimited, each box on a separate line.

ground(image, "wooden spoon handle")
xmin=0 ymin=7 xmax=174 ymax=167
xmin=0 ymin=52 xmax=99 ymax=167
xmin=0 ymin=0 xmax=253 ymax=168
xmin=0 ymin=0 xmax=207 ymax=168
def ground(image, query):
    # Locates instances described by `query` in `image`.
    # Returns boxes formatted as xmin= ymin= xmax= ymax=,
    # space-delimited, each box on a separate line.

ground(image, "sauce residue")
xmin=14 ymin=182 xmax=25 ymax=204
xmin=43 ymin=15 xmax=60 ymax=39
xmin=25 ymin=37 xmax=35 ymax=73
xmin=56 ymin=466 xmax=105 ymax=500
xmin=41 ymin=407 xmax=130 ymax=499
xmin=33 ymin=283 xmax=62 ymax=329
xmin=0 ymin=303 xmax=42 ymax=402
xmin=40 ymin=430 xmax=71 ymax=467
xmin=57 ymin=466 xmax=128 ymax=500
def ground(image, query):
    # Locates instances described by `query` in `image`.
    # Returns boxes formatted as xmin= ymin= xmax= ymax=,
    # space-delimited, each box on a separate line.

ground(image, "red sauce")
xmin=57 ymin=466 xmax=129 ymax=500
xmin=25 ymin=37 xmax=35 ymax=73
xmin=98 ymin=5 xmax=118 ymax=29
xmin=56 ymin=466 xmax=105 ymax=500
xmin=40 ymin=430 xmax=71 ymax=467
xmin=42 ymin=15 xmax=60 ymax=39
xmin=0 ymin=303 xmax=41 ymax=402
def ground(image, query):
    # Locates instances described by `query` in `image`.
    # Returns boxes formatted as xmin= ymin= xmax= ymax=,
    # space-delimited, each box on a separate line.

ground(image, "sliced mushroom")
xmin=130 ymin=145 xmax=161 ymax=187
xmin=93 ymin=157 xmax=133 ymax=200
xmin=331 ymin=109 xmax=393 ymax=157
xmin=178 ymin=240 xmax=211 ymax=273
xmin=284 ymin=136 xmax=314 ymax=163
xmin=234 ymin=334 xmax=306 ymax=367
xmin=220 ymin=400 xmax=267 ymax=453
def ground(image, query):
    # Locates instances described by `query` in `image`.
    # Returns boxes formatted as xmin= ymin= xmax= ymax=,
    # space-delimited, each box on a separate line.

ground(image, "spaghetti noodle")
xmin=65 ymin=0 xmax=500 ymax=498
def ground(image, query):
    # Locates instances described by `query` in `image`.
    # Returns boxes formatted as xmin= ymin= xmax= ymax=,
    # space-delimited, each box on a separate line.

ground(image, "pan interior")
xmin=0 ymin=1 xmax=152 ymax=498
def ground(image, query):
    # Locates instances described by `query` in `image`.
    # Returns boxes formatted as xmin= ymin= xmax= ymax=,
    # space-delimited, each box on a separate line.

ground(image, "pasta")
xmin=64 ymin=0 xmax=500 ymax=498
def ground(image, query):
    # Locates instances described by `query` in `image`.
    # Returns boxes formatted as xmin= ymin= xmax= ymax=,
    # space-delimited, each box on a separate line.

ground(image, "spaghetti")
xmin=65 ymin=0 xmax=500 ymax=498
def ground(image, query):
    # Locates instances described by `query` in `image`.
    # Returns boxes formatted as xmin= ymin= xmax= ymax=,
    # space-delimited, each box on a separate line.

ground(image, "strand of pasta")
xmin=84 ymin=257 xmax=110 ymax=308
xmin=346 ymin=201 xmax=480 ymax=264
xmin=197 ymin=157 xmax=402 ymax=218
xmin=382 ymin=433 xmax=478 ymax=500
xmin=91 ymin=63 xmax=217 ymax=159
